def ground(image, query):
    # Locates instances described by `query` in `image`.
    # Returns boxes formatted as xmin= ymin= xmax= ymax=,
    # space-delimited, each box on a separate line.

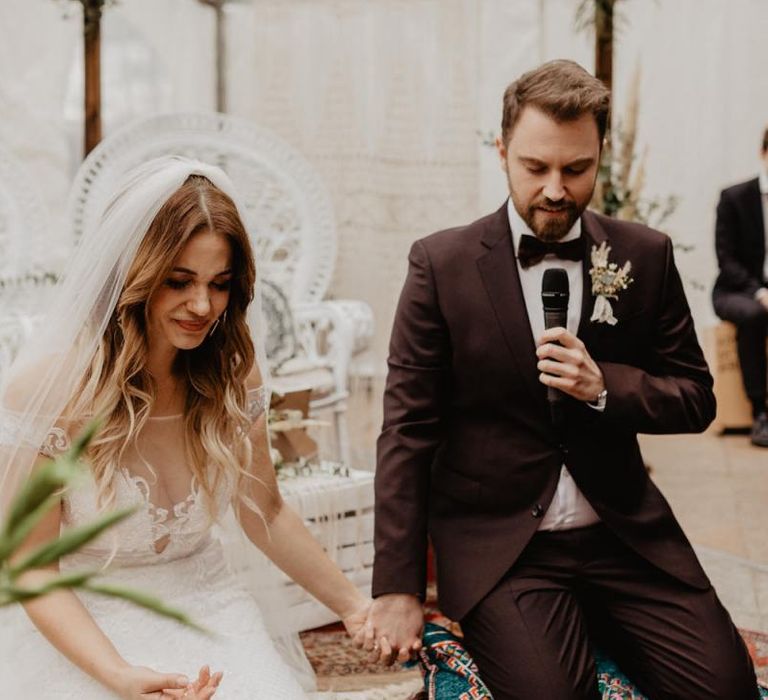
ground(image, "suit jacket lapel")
xmin=476 ymin=204 xmax=547 ymax=410
xmin=476 ymin=206 xmax=613 ymax=406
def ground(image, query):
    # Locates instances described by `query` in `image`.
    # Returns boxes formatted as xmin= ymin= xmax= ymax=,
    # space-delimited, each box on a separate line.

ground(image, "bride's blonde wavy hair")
xmin=67 ymin=174 xmax=258 ymax=519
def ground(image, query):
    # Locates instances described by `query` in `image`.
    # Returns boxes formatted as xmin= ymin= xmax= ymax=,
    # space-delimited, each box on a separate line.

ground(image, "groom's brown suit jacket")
xmin=372 ymin=204 xmax=715 ymax=622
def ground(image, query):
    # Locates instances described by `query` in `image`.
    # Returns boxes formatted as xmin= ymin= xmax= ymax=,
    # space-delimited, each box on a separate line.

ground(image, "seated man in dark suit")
xmin=713 ymin=126 xmax=768 ymax=447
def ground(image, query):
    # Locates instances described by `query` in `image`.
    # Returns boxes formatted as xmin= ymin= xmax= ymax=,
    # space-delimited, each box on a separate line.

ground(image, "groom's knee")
xmin=461 ymin=617 xmax=599 ymax=700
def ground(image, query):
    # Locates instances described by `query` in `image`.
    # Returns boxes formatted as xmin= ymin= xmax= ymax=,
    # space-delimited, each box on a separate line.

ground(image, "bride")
xmin=0 ymin=156 xmax=370 ymax=698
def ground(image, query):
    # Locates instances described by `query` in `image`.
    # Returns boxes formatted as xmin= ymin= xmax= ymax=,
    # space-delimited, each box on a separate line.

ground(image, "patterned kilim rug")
xmin=301 ymin=585 xmax=768 ymax=698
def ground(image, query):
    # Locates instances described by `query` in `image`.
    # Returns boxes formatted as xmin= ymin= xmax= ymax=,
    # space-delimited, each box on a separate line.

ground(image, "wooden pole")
xmin=215 ymin=1 xmax=226 ymax=113
xmin=198 ymin=0 xmax=227 ymax=113
xmin=593 ymin=0 xmax=615 ymax=214
xmin=594 ymin=0 xmax=614 ymax=93
xmin=83 ymin=0 xmax=103 ymax=158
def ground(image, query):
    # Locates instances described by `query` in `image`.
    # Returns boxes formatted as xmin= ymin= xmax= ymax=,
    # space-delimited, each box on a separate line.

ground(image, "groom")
xmin=366 ymin=60 xmax=759 ymax=699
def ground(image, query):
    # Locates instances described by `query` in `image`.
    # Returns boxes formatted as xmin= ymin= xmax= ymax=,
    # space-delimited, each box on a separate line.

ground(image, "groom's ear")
xmin=495 ymin=136 xmax=509 ymax=172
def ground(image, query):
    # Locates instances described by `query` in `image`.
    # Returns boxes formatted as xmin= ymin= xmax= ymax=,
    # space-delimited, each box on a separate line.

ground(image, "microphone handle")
xmin=543 ymin=309 xmax=567 ymax=332
xmin=543 ymin=309 xmax=568 ymax=427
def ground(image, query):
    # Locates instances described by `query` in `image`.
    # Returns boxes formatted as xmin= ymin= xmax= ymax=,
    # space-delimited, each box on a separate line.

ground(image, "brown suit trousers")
xmin=460 ymin=524 xmax=758 ymax=700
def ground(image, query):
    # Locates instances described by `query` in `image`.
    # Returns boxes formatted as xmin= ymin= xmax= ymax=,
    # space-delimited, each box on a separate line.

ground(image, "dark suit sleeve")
xmin=714 ymin=189 xmax=762 ymax=296
xmin=372 ymin=240 xmax=451 ymax=599
xmin=598 ymin=237 xmax=716 ymax=434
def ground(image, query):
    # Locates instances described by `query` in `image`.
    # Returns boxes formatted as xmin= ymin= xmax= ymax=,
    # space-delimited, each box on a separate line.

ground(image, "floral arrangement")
xmin=267 ymin=408 xmax=327 ymax=469
xmin=267 ymin=408 xmax=348 ymax=478
xmin=589 ymin=241 xmax=633 ymax=325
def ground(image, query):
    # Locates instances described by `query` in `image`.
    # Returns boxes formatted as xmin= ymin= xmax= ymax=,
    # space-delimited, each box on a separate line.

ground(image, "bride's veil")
xmin=0 ymin=155 xmax=315 ymax=689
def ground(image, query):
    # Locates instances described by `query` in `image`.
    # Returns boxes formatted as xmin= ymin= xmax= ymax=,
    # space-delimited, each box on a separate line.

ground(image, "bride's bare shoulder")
xmin=1 ymin=354 xmax=86 ymax=437
xmin=1 ymin=354 xmax=69 ymax=408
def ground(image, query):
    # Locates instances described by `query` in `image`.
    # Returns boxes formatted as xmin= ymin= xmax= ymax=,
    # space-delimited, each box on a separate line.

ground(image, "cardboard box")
xmin=702 ymin=322 xmax=755 ymax=432
xmin=269 ymin=389 xmax=319 ymax=463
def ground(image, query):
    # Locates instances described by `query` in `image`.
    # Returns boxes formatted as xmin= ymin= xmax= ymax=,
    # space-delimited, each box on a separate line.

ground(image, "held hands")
xmin=353 ymin=593 xmax=424 ymax=666
xmin=341 ymin=594 xmax=373 ymax=640
xmin=113 ymin=664 xmax=222 ymax=700
xmin=536 ymin=327 xmax=605 ymax=403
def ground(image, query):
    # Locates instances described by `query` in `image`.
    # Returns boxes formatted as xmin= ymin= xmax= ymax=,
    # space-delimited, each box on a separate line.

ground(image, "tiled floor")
xmin=640 ymin=431 xmax=767 ymax=562
xmin=333 ymin=380 xmax=768 ymax=632
xmin=641 ymin=431 xmax=768 ymax=632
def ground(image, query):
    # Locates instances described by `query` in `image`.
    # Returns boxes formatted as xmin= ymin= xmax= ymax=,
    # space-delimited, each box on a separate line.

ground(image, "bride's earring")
xmin=208 ymin=310 xmax=227 ymax=337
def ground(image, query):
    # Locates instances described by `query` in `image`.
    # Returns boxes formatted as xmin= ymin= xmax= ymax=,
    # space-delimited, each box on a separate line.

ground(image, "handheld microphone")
xmin=541 ymin=268 xmax=569 ymax=429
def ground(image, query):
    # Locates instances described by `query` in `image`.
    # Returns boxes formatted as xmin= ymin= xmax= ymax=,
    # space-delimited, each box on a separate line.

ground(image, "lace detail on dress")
xmin=0 ymin=410 xmax=71 ymax=458
xmin=40 ymin=426 xmax=71 ymax=458
xmin=125 ymin=470 xmax=202 ymax=555
xmin=246 ymin=385 xmax=269 ymax=421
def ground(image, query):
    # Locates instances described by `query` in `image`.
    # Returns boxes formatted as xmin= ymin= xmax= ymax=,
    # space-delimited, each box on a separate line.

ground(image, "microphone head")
xmin=541 ymin=267 xmax=569 ymax=312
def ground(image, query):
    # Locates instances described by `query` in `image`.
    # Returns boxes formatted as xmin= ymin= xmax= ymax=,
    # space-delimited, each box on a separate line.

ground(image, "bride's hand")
xmin=341 ymin=596 xmax=373 ymax=639
xmin=111 ymin=665 xmax=190 ymax=699
xmin=165 ymin=665 xmax=223 ymax=699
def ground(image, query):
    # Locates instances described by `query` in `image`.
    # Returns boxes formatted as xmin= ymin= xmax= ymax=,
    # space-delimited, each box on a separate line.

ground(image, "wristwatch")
xmin=588 ymin=388 xmax=608 ymax=410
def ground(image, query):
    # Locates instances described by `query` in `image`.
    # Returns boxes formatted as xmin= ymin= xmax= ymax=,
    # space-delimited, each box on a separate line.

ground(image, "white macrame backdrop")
xmin=1 ymin=0 xmax=767 ymax=371
xmin=227 ymin=0 xmax=483 ymax=375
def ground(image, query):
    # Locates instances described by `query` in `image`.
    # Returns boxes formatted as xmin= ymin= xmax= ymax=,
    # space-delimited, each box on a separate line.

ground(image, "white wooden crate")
xmin=279 ymin=468 xmax=374 ymax=632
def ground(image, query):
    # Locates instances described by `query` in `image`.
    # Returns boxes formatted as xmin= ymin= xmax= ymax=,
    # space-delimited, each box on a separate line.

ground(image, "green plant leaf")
xmin=2 ymin=421 xmax=97 ymax=540
xmin=9 ymin=507 xmax=135 ymax=576
xmin=82 ymin=582 xmax=208 ymax=633
xmin=0 ymin=419 xmax=197 ymax=633
xmin=3 ymin=458 xmax=79 ymax=538
xmin=68 ymin=420 xmax=100 ymax=458
xmin=0 ymin=492 xmax=61 ymax=563
xmin=0 ymin=569 xmax=97 ymax=606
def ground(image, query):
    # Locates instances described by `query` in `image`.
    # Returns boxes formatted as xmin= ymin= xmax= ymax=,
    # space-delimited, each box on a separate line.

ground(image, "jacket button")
xmin=531 ymin=503 xmax=544 ymax=518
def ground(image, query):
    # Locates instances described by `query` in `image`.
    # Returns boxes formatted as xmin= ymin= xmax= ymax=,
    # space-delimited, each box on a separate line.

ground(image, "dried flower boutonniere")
xmin=589 ymin=241 xmax=634 ymax=326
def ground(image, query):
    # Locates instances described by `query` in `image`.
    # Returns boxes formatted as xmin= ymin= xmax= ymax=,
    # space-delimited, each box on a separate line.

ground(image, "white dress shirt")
xmin=506 ymin=199 xmax=601 ymax=531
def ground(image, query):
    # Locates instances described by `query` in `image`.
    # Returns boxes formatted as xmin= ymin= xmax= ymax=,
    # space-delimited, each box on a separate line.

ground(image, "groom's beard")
xmin=512 ymin=194 xmax=587 ymax=242
xmin=509 ymin=181 xmax=592 ymax=242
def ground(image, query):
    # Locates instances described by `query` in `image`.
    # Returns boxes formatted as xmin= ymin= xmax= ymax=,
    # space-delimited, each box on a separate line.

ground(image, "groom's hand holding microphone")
xmin=536 ymin=326 xmax=605 ymax=403
xmin=537 ymin=268 xmax=605 ymax=408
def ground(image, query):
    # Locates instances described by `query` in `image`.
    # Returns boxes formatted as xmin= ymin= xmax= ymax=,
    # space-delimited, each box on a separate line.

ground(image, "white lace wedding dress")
xmin=0 ymin=387 xmax=313 ymax=699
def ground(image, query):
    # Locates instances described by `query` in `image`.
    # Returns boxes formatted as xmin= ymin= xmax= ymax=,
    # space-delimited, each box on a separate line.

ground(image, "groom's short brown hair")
xmin=501 ymin=59 xmax=611 ymax=146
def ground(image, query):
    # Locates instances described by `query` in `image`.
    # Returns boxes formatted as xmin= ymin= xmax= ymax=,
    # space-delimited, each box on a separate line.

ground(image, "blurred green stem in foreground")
xmin=0 ymin=421 xmax=204 ymax=632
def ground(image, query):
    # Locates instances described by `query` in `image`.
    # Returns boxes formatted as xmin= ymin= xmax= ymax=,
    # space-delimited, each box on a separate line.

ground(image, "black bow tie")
xmin=517 ymin=234 xmax=583 ymax=269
